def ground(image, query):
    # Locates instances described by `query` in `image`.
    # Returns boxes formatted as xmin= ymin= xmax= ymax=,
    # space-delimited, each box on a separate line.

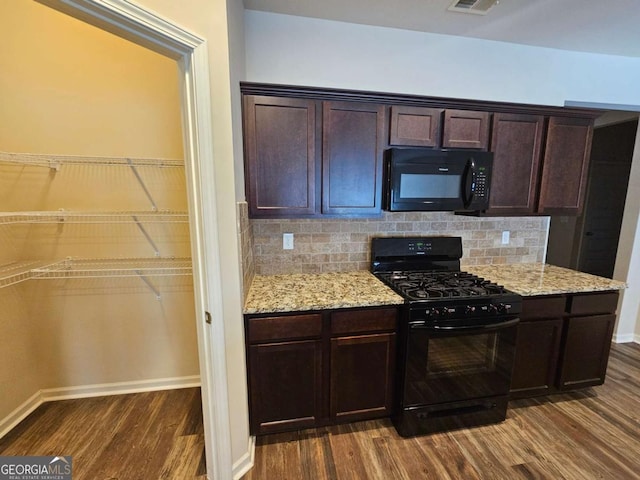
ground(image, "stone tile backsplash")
xmin=238 ymin=202 xmax=255 ymax=300
xmin=248 ymin=211 xmax=550 ymax=275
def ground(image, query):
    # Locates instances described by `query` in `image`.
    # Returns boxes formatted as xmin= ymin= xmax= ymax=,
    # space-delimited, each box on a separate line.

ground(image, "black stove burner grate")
xmin=379 ymin=270 xmax=509 ymax=301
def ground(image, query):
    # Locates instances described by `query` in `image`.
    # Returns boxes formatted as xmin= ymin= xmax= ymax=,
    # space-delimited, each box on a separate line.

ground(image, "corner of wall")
xmin=237 ymin=201 xmax=255 ymax=301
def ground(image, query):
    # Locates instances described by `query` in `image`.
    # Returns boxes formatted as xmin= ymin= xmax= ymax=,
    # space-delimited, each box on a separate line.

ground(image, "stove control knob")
xmin=430 ymin=307 xmax=441 ymax=318
xmin=497 ymin=303 xmax=512 ymax=314
xmin=464 ymin=306 xmax=476 ymax=316
xmin=441 ymin=307 xmax=455 ymax=318
xmin=487 ymin=304 xmax=499 ymax=315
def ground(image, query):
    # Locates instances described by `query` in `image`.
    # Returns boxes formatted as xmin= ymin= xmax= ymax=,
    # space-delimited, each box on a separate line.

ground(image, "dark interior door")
xmin=577 ymin=119 xmax=637 ymax=278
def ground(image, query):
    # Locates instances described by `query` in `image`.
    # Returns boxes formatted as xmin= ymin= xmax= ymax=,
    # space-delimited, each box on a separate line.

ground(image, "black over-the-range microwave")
xmin=383 ymin=148 xmax=493 ymax=212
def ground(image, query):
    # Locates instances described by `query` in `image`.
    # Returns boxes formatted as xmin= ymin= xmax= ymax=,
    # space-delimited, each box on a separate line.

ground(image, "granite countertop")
xmin=466 ymin=263 xmax=627 ymax=296
xmin=244 ymin=270 xmax=404 ymax=314
xmin=244 ymin=264 xmax=626 ymax=314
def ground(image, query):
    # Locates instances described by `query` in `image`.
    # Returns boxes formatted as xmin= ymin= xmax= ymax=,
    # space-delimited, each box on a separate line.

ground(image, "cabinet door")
xmin=322 ymin=101 xmax=385 ymax=216
xmin=510 ymin=319 xmax=563 ymax=398
xmin=244 ymin=95 xmax=318 ymax=217
xmin=248 ymin=340 xmax=323 ymax=434
xmin=389 ymin=106 xmax=442 ymax=147
xmin=538 ymin=116 xmax=594 ymax=215
xmin=442 ymin=109 xmax=490 ymax=150
xmin=330 ymin=333 xmax=396 ymax=423
xmin=558 ymin=314 xmax=616 ymax=390
xmin=487 ymin=113 xmax=544 ymax=215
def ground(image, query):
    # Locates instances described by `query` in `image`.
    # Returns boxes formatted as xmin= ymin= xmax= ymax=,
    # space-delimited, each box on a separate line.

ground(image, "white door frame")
xmin=36 ymin=1 xmax=233 ymax=478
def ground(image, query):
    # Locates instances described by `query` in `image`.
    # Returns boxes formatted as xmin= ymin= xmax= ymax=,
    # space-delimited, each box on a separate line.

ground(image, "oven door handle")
xmin=410 ymin=317 xmax=520 ymax=333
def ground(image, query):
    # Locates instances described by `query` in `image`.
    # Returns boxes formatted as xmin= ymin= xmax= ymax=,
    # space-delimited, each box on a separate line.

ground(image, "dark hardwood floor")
xmin=1 ymin=343 xmax=638 ymax=479
xmin=244 ymin=342 xmax=640 ymax=480
xmin=0 ymin=387 xmax=206 ymax=480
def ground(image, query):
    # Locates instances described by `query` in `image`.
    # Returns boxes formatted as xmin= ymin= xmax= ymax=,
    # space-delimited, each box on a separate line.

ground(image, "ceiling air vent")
xmin=448 ymin=0 xmax=499 ymax=15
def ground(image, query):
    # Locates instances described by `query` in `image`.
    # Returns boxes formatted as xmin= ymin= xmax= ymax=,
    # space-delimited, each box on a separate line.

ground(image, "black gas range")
xmin=371 ymin=236 xmax=522 ymax=437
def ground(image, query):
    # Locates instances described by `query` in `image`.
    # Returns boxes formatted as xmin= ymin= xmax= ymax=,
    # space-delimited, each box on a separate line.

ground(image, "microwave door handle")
xmin=462 ymin=158 xmax=477 ymax=209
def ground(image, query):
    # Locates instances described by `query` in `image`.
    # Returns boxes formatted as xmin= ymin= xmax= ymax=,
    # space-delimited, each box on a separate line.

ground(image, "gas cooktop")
xmin=371 ymin=236 xmax=522 ymax=317
xmin=376 ymin=270 xmax=509 ymax=302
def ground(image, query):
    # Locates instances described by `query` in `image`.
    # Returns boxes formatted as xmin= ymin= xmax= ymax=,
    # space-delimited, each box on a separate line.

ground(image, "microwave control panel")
xmin=474 ymin=168 xmax=489 ymax=198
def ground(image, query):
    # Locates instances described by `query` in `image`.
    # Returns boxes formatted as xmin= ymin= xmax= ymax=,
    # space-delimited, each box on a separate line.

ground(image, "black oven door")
xmin=403 ymin=317 xmax=519 ymax=407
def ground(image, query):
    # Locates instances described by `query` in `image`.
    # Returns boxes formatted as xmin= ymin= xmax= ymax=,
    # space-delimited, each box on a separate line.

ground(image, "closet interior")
xmin=0 ymin=150 xmax=200 ymax=427
xmin=1 ymin=0 xmax=200 ymax=437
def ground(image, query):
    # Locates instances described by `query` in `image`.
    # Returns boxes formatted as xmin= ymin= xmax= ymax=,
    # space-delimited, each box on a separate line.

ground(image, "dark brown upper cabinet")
xmin=389 ymin=106 xmax=442 ymax=147
xmin=241 ymin=84 xmax=599 ymax=218
xmin=486 ymin=113 xmax=545 ymax=215
xmin=442 ymin=109 xmax=490 ymax=150
xmin=243 ymin=95 xmax=317 ymax=217
xmin=243 ymin=96 xmax=384 ymax=218
xmin=322 ymin=101 xmax=385 ymax=216
xmin=538 ymin=116 xmax=594 ymax=215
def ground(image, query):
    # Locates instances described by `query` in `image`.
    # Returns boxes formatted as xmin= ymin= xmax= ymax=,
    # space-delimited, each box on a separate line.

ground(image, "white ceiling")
xmin=243 ymin=0 xmax=640 ymax=58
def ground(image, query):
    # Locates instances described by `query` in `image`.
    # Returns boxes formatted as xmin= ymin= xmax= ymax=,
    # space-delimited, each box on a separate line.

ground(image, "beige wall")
xmin=0 ymin=286 xmax=41 ymax=424
xmin=0 ymin=1 xmax=183 ymax=158
xmin=0 ymin=0 xmax=198 ymax=425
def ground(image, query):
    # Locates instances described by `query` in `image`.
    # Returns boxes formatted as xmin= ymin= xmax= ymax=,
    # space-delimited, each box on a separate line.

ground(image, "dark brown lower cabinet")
xmin=246 ymin=307 xmax=398 ymax=435
xmin=330 ymin=333 xmax=395 ymax=422
xmin=557 ymin=314 xmax=616 ymax=390
xmin=511 ymin=291 xmax=619 ymax=399
xmin=511 ymin=318 xmax=563 ymax=398
xmin=248 ymin=340 xmax=323 ymax=434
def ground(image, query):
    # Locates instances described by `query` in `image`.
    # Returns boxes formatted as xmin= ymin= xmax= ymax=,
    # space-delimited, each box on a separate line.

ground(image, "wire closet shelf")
xmin=0 ymin=211 xmax=189 ymax=225
xmin=0 ymin=258 xmax=192 ymax=289
xmin=0 ymin=151 xmax=184 ymax=169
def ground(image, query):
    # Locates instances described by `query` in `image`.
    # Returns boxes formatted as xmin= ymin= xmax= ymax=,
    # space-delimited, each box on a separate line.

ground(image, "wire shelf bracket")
xmin=136 ymin=270 xmax=162 ymax=300
xmin=127 ymin=158 xmax=158 ymax=211
xmin=132 ymin=215 xmax=161 ymax=256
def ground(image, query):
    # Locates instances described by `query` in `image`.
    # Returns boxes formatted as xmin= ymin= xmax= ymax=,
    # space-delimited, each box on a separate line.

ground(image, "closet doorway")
xmin=0 ymin=1 xmax=228 ymax=478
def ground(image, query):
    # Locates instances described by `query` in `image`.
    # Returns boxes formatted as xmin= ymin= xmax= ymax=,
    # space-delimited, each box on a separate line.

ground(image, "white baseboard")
xmin=0 ymin=375 xmax=201 ymax=439
xmin=233 ymin=435 xmax=256 ymax=480
xmin=613 ymin=333 xmax=637 ymax=344
xmin=41 ymin=375 xmax=201 ymax=402
xmin=0 ymin=391 xmax=44 ymax=440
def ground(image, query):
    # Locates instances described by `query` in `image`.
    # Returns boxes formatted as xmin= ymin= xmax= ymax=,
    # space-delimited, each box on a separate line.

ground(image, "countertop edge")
xmin=244 ymin=299 xmax=405 ymax=315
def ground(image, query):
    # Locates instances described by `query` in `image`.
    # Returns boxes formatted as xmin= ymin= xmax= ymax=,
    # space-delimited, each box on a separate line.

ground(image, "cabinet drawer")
xmin=248 ymin=314 xmax=322 ymax=343
xmin=331 ymin=308 xmax=397 ymax=335
xmin=521 ymin=296 xmax=565 ymax=320
xmin=569 ymin=292 xmax=619 ymax=316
